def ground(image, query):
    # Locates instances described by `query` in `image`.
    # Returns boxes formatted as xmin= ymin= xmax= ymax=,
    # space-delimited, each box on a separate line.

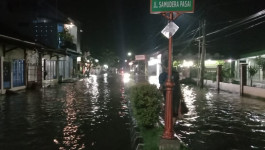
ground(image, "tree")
xmin=80 ymin=51 xmax=90 ymax=75
xmin=58 ymin=28 xmax=73 ymax=43
xmin=173 ymin=60 xmax=181 ymax=71
xmin=86 ymin=55 xmax=99 ymax=76
xmin=81 ymin=51 xmax=99 ymax=76
xmin=255 ymin=56 xmax=265 ymax=69
xmin=99 ymin=49 xmax=120 ymax=69
xmin=255 ymin=56 xmax=265 ymax=79
xmin=58 ymin=28 xmax=75 ymax=50
xmin=248 ymin=66 xmax=258 ymax=87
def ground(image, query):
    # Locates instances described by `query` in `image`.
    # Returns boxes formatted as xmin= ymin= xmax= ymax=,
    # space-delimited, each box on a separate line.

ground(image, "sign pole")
xmin=162 ymin=12 xmax=175 ymax=139
xmin=150 ymin=0 xmax=195 ymax=140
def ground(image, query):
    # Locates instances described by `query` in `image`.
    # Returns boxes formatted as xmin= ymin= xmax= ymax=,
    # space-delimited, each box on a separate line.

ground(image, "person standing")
xmin=159 ymin=67 xmax=184 ymax=124
xmin=159 ymin=66 xmax=167 ymax=100
xmin=172 ymin=70 xmax=184 ymax=123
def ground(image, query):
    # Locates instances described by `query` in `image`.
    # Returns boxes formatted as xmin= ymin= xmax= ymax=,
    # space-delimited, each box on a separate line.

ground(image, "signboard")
xmin=135 ymin=55 xmax=146 ymax=60
xmin=161 ymin=22 xmax=179 ymax=39
xmin=150 ymin=0 xmax=194 ymax=14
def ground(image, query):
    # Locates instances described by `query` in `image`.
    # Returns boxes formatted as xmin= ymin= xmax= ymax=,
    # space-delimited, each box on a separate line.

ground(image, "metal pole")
xmin=162 ymin=12 xmax=175 ymax=139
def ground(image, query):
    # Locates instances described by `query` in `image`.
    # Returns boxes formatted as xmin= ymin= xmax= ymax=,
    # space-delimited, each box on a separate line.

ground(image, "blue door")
xmin=13 ymin=60 xmax=25 ymax=87
xmin=4 ymin=62 xmax=11 ymax=89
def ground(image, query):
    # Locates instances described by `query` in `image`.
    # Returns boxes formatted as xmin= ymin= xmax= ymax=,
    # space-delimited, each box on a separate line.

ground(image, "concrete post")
xmin=37 ymin=53 xmax=42 ymax=87
xmin=1 ymin=56 xmax=3 ymax=94
xmin=240 ymin=64 xmax=248 ymax=96
xmin=56 ymin=56 xmax=59 ymax=81
xmin=24 ymin=49 xmax=28 ymax=87
xmin=217 ymin=65 xmax=222 ymax=92
xmin=11 ymin=61 xmax=13 ymax=89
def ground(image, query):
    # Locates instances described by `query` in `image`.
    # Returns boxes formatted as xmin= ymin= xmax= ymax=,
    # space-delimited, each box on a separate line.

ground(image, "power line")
xmin=197 ymin=9 xmax=265 ymax=39
xmin=207 ymin=19 xmax=265 ymax=43
xmin=136 ymin=9 xmax=265 ymax=55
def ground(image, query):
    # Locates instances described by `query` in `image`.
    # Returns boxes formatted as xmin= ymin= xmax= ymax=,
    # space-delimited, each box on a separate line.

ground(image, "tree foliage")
xmin=99 ymin=49 xmax=120 ymax=68
xmin=248 ymin=66 xmax=258 ymax=87
xmin=58 ymin=28 xmax=73 ymax=43
xmin=255 ymin=56 xmax=265 ymax=70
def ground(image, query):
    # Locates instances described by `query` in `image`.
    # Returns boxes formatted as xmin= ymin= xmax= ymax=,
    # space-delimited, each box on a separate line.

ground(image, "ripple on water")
xmin=176 ymin=86 xmax=265 ymax=150
xmin=0 ymin=76 xmax=131 ymax=150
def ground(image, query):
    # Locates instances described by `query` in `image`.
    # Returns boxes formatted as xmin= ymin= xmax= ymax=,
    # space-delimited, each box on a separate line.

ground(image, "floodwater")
xmin=0 ymin=74 xmax=131 ymax=150
xmin=176 ymin=86 xmax=265 ymax=150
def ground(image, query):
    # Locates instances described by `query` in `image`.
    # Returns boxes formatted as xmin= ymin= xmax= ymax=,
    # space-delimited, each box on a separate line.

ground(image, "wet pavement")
xmin=176 ymin=86 xmax=265 ymax=150
xmin=0 ymin=74 xmax=131 ymax=150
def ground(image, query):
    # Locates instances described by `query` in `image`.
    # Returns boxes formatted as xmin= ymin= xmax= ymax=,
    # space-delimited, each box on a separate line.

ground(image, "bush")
xmin=129 ymin=83 xmax=162 ymax=128
xmin=142 ymin=127 xmax=163 ymax=150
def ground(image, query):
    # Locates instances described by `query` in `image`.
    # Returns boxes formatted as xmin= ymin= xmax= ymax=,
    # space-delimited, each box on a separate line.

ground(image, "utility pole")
xmin=197 ymin=21 xmax=201 ymax=86
xmin=199 ymin=20 xmax=206 ymax=89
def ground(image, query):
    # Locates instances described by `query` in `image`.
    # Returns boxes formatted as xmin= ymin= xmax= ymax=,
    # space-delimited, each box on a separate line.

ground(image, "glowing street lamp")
xmin=127 ymin=52 xmax=132 ymax=56
xmin=103 ymin=64 xmax=108 ymax=69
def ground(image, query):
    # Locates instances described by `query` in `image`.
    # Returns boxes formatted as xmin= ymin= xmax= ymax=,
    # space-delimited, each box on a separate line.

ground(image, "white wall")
xmin=205 ymin=80 xmax=265 ymax=98
xmin=244 ymin=86 xmax=265 ymax=98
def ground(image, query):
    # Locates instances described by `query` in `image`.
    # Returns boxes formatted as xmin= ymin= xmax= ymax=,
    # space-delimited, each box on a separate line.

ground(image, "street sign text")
xmin=150 ymin=0 xmax=194 ymax=14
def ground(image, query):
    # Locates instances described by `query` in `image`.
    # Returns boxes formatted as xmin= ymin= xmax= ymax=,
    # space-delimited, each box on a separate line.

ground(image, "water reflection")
xmin=57 ymin=89 xmax=84 ymax=150
xmin=0 ymin=74 xmax=130 ymax=150
xmin=176 ymin=85 xmax=265 ymax=150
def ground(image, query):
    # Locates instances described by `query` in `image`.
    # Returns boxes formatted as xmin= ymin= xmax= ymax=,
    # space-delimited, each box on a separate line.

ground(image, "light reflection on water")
xmin=0 ymin=74 xmax=130 ymax=150
xmin=177 ymin=85 xmax=265 ymax=150
xmin=56 ymin=88 xmax=85 ymax=150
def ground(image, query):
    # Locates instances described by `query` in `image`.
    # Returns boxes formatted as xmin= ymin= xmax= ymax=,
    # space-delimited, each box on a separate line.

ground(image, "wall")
xmin=244 ymin=86 xmax=265 ymax=98
xmin=205 ymin=80 xmax=265 ymax=98
xmin=220 ymin=82 xmax=240 ymax=93
xmin=32 ymin=22 xmax=58 ymax=49
xmin=5 ymin=47 xmax=24 ymax=60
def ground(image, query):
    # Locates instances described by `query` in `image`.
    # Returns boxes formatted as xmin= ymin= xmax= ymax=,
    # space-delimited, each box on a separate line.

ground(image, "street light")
xmin=103 ymin=64 xmax=108 ymax=69
xmin=127 ymin=52 xmax=132 ymax=56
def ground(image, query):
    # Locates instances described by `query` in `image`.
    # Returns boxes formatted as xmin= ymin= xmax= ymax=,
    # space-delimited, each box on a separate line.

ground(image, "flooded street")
xmin=1 ymin=75 xmax=265 ymax=150
xmin=177 ymin=86 xmax=265 ymax=150
xmin=0 ymin=74 xmax=130 ymax=150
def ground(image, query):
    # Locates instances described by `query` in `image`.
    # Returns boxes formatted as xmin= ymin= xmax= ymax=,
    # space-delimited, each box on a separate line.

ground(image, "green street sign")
xmin=150 ymin=0 xmax=194 ymax=14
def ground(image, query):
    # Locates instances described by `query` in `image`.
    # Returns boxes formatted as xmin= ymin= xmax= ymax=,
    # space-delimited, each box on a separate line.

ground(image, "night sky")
xmin=1 ymin=0 xmax=265 ymax=59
